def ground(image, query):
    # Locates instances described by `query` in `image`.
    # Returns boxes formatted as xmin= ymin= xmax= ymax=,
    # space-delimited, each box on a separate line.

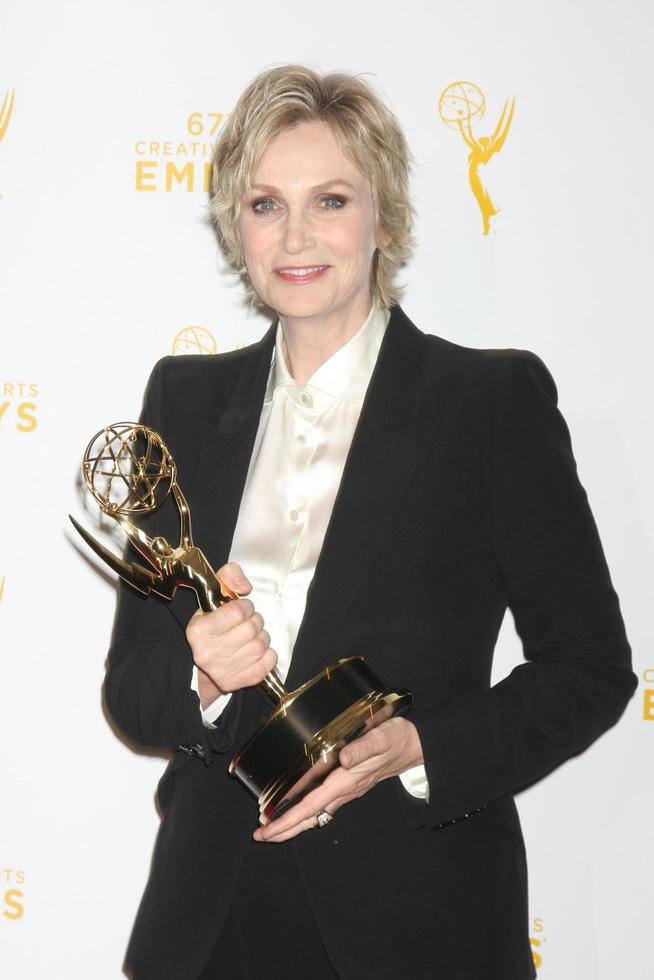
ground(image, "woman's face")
xmin=238 ymin=120 xmax=381 ymax=329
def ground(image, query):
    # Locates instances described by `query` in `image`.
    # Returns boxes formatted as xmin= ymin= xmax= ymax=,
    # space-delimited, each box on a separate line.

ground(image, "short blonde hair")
xmin=210 ymin=64 xmax=415 ymax=311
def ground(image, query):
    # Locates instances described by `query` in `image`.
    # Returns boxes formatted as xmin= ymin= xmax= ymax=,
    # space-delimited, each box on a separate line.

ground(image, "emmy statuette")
xmin=70 ymin=423 xmax=412 ymax=824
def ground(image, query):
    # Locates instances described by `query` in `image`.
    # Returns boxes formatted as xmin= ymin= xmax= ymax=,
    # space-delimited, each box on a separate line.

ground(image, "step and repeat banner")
xmin=1 ymin=1 xmax=652 ymax=977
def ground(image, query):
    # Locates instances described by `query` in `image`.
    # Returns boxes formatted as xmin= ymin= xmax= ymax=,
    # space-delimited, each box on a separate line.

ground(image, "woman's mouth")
xmin=274 ymin=265 xmax=330 ymax=284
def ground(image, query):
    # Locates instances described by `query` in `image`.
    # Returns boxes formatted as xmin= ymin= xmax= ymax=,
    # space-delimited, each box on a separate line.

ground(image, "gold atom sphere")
xmin=82 ymin=423 xmax=176 ymax=516
xmin=439 ymin=81 xmax=486 ymax=129
xmin=172 ymin=326 xmax=218 ymax=356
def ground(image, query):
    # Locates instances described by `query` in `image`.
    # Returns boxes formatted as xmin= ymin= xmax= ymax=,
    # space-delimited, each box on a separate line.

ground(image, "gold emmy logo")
xmin=529 ymin=917 xmax=545 ymax=971
xmin=172 ymin=326 xmax=218 ymax=355
xmin=1 ymin=870 xmax=25 ymax=922
xmin=642 ymin=668 xmax=654 ymax=721
xmin=0 ymin=89 xmax=15 ymax=142
xmin=0 ymin=382 xmax=38 ymax=432
xmin=439 ymin=81 xmax=515 ymax=235
xmin=134 ymin=112 xmax=224 ymax=193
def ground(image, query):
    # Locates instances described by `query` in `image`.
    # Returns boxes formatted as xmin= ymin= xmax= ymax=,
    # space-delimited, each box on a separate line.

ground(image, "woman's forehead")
xmin=250 ymin=121 xmax=370 ymax=191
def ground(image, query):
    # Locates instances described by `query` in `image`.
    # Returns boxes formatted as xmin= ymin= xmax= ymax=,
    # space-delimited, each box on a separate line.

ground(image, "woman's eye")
xmin=250 ymin=194 xmax=346 ymax=214
xmin=252 ymin=198 xmax=276 ymax=214
xmin=320 ymin=195 xmax=346 ymax=209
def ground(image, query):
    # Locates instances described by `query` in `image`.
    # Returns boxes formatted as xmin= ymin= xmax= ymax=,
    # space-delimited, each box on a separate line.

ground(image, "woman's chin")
xmin=266 ymin=290 xmax=334 ymax=322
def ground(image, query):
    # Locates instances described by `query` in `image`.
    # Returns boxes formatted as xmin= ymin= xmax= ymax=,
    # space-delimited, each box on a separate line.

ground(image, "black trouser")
xmin=197 ymin=838 xmax=339 ymax=979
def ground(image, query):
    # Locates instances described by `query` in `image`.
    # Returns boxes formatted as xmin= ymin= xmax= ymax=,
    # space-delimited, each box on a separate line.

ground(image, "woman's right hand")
xmin=185 ymin=562 xmax=278 ymax=708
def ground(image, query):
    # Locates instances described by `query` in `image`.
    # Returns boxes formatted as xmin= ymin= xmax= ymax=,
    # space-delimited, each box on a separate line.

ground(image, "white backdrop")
xmin=1 ymin=1 xmax=652 ymax=977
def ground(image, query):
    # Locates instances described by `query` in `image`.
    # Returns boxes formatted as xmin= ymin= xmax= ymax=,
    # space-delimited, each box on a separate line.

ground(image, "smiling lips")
xmin=275 ymin=265 xmax=330 ymax=283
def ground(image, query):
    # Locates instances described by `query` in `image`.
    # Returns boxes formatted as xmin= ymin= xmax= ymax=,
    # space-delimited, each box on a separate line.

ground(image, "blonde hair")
xmin=210 ymin=64 xmax=415 ymax=311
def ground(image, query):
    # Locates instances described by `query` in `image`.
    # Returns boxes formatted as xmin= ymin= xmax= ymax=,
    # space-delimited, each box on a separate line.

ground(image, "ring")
xmin=316 ymin=809 xmax=333 ymax=828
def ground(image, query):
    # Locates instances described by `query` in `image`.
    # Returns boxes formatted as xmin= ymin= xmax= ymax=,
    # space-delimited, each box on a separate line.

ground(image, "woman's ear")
xmin=376 ymin=220 xmax=391 ymax=250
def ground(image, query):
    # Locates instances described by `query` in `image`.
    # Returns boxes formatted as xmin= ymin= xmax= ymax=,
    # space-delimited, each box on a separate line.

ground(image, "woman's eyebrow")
xmin=249 ymin=179 xmax=356 ymax=194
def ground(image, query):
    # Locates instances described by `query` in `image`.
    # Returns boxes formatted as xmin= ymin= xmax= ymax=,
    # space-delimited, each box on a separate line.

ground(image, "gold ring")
xmin=316 ymin=809 xmax=333 ymax=828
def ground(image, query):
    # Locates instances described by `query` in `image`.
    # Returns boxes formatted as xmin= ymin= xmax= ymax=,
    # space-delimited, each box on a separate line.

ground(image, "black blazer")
xmin=106 ymin=305 xmax=635 ymax=980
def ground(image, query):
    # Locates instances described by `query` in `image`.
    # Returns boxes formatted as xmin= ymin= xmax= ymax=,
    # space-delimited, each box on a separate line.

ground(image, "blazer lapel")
xmin=192 ymin=322 xmax=277 ymax=570
xmin=187 ymin=306 xmax=449 ymax=691
xmin=285 ymin=306 xmax=446 ymax=688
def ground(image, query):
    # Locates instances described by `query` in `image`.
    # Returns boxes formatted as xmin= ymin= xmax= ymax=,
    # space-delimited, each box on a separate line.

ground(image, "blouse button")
xmin=297 ymin=433 xmax=307 ymax=444
xmin=300 ymin=391 xmax=312 ymax=407
xmin=289 ymin=509 xmax=299 ymax=522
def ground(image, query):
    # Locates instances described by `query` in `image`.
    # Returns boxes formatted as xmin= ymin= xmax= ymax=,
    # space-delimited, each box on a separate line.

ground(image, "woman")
xmin=106 ymin=65 xmax=636 ymax=980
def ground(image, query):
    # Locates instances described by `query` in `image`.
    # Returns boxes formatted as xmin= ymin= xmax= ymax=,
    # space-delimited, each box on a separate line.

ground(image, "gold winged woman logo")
xmin=439 ymin=81 xmax=515 ymax=235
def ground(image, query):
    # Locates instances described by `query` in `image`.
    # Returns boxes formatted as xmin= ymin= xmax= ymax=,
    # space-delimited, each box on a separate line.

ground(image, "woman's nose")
xmin=282 ymin=208 xmax=314 ymax=254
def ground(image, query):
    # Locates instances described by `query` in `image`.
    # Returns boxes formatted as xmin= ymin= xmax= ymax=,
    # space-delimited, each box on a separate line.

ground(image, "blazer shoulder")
xmin=151 ymin=331 xmax=273 ymax=383
xmin=396 ymin=307 xmax=542 ymax=367
xmin=416 ymin=329 xmax=556 ymax=403
xmin=418 ymin=327 xmax=545 ymax=370
xmin=139 ymin=326 xmax=275 ymax=433
xmin=147 ymin=326 xmax=274 ymax=393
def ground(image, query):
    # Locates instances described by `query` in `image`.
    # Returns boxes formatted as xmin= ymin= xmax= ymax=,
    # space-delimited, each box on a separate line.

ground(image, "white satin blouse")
xmin=192 ymin=303 xmax=429 ymax=800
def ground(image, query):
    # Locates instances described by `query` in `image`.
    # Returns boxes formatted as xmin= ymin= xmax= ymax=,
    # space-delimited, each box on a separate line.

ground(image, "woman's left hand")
xmin=252 ymin=717 xmax=424 ymax=843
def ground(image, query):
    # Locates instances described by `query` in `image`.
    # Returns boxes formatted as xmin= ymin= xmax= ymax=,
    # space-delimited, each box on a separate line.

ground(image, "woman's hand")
xmin=185 ymin=562 xmax=278 ymax=707
xmin=253 ymin=716 xmax=424 ymax=843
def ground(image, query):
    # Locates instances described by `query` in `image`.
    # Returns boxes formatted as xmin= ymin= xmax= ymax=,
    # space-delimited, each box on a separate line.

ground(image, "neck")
xmin=279 ymin=295 xmax=373 ymax=387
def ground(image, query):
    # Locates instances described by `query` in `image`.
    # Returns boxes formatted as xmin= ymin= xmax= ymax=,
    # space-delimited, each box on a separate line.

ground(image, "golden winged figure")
xmin=440 ymin=82 xmax=515 ymax=235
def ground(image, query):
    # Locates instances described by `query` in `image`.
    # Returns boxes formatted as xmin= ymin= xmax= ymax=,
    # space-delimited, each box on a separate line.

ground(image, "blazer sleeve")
xmin=102 ymin=359 xmax=241 ymax=764
xmin=410 ymin=350 xmax=637 ymax=828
